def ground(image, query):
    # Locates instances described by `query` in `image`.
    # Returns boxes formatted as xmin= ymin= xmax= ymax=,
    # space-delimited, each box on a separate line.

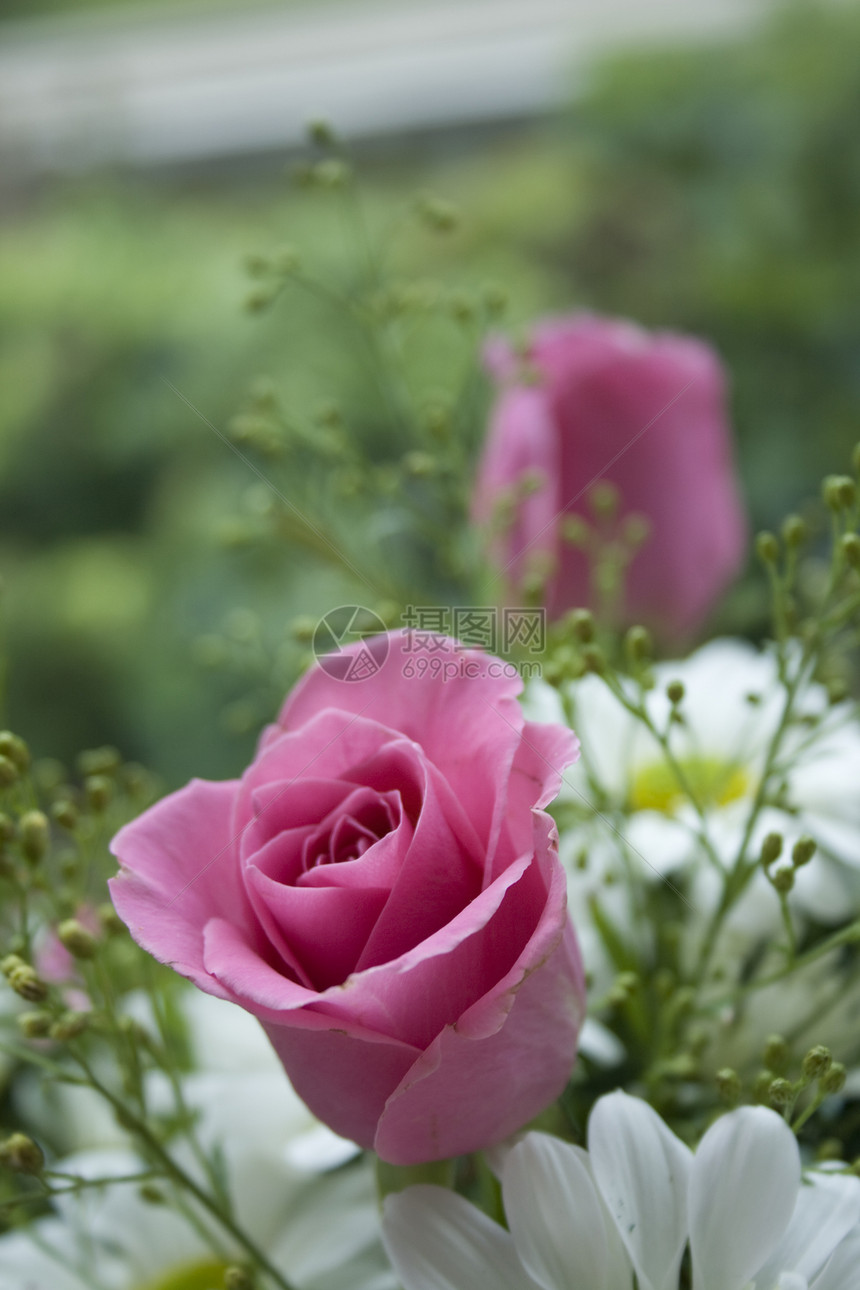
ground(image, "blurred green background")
xmin=1 ymin=0 xmax=859 ymax=784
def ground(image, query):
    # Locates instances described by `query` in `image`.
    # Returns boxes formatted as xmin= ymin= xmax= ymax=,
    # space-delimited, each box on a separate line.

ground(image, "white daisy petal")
xmin=811 ymin=1229 xmax=860 ymax=1290
xmin=588 ymin=1090 xmax=692 ymax=1290
xmin=577 ymin=1018 xmax=626 ymax=1068
xmin=502 ymin=1134 xmax=631 ymax=1290
xmin=754 ymin=1171 xmax=860 ymax=1287
xmin=689 ymin=1107 xmax=800 ymax=1290
xmin=382 ymin=1187 xmax=536 ymax=1290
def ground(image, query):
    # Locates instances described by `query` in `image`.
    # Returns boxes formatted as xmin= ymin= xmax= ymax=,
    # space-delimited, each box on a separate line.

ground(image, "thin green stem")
xmin=68 ymin=1049 xmax=298 ymax=1290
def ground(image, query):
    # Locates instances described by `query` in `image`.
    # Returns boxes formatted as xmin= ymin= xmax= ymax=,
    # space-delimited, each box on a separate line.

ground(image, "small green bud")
xmin=17 ymin=1010 xmax=53 ymax=1038
xmin=314 ymin=158 xmax=350 ymax=187
xmin=622 ymin=513 xmax=651 ymax=549
xmin=0 ymin=1133 xmax=44 ymax=1175
xmin=756 ymin=531 xmax=780 ymax=564
xmin=139 ymin=1183 xmax=166 ymax=1205
xmin=823 ymin=475 xmax=857 ymax=511
xmin=760 ymin=832 xmax=784 ymax=867
xmin=403 ymin=451 xmax=435 ymax=478
xmin=421 ymin=403 xmax=451 ymax=440
xmin=716 ymin=1067 xmax=742 ymax=1106
xmin=827 ymin=677 xmax=849 ymax=706
xmin=753 ymin=1069 xmax=775 ymax=1102
xmin=792 ymin=836 xmax=817 ymax=867
xmin=0 ymin=756 xmax=18 ymax=787
xmin=581 ymin=645 xmax=606 ymax=675
xmin=19 ymin=811 xmax=49 ymax=863
xmin=244 ymin=286 xmax=277 ymax=313
xmin=313 ymin=400 xmax=342 ymax=430
xmin=97 ymin=903 xmax=125 ymax=936
xmin=782 ymin=515 xmax=808 ymax=547
xmin=771 ymin=864 xmax=795 ymax=893
xmin=449 ymin=292 xmax=474 ymax=324
xmin=568 ymin=608 xmax=595 ymax=643
xmin=561 ymin=515 xmax=591 ymax=547
xmin=802 ymin=1046 xmax=833 ymax=1081
xmin=0 ymin=732 xmax=29 ymax=773
xmin=224 ymin=1267 xmax=256 ymax=1290
xmin=49 ymin=1011 xmax=90 ymax=1042
xmin=840 ymin=533 xmax=860 ymax=570
xmin=243 ymin=252 xmax=270 ymax=277
xmin=816 ymin=1138 xmax=844 ymax=1162
xmin=518 ymin=469 xmax=545 ymax=498
xmin=307 ymin=117 xmax=337 ymax=147
xmin=768 ymin=1077 xmax=794 ymax=1108
xmin=1 ymin=954 xmax=25 ymax=978
xmin=77 ymin=746 xmax=121 ymax=777
xmin=58 ymin=919 xmax=98 ymax=961
xmin=481 ymin=282 xmax=508 ymax=316
xmin=8 ymin=965 xmax=49 ymax=1003
xmin=607 ymin=971 xmax=638 ymax=1007
xmin=661 ymin=1053 xmax=698 ymax=1080
xmin=290 ymin=615 xmax=317 ymax=644
xmin=416 ymin=195 xmax=460 ymax=233
xmin=666 ymin=680 xmax=685 ymax=705
xmin=588 ymin=480 xmax=618 ymax=521
xmin=85 ymin=774 xmax=113 ymax=813
xmin=820 ymin=1062 xmax=847 ymax=1096
xmin=625 ymin=625 xmax=653 ymax=663
xmin=50 ymin=798 xmax=78 ymax=831
xmin=763 ymin=1035 xmax=790 ymax=1073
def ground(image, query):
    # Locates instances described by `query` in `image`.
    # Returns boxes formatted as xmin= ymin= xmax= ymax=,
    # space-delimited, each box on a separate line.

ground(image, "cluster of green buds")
xmin=717 ymin=1037 xmax=848 ymax=1141
xmin=758 ymin=830 xmax=817 ymax=897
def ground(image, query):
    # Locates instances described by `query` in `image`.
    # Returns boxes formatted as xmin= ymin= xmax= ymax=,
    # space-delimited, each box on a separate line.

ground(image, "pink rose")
xmin=109 ymin=633 xmax=585 ymax=1165
xmin=474 ymin=314 xmax=747 ymax=640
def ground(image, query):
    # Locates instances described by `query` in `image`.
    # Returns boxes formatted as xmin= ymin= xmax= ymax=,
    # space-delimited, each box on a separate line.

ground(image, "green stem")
xmin=69 ymin=1049 xmax=298 ymax=1290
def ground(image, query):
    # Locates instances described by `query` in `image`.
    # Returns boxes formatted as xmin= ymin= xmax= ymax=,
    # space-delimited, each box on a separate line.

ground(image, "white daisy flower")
xmin=524 ymin=639 xmax=860 ymax=991
xmin=1 ymin=990 xmax=391 ymax=1290
xmin=382 ymin=1091 xmax=860 ymax=1290
xmin=0 ymin=1146 xmax=394 ymax=1290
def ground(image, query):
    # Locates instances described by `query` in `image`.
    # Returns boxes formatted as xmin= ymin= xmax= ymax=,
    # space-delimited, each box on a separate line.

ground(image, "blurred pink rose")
xmin=109 ymin=633 xmax=585 ymax=1165
xmin=473 ymin=314 xmax=747 ymax=640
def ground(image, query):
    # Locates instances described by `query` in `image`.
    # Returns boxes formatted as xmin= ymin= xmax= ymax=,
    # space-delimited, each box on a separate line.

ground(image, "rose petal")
xmin=277 ymin=633 xmax=528 ymax=856
xmin=109 ymin=778 xmax=252 ymax=996
xmin=246 ymin=870 xmax=389 ymax=990
xmin=373 ymin=905 xmax=583 ymax=1165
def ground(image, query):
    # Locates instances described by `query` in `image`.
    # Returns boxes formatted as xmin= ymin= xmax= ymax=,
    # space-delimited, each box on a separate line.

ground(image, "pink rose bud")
xmin=473 ymin=314 xmax=747 ymax=641
xmin=109 ymin=633 xmax=586 ymax=1165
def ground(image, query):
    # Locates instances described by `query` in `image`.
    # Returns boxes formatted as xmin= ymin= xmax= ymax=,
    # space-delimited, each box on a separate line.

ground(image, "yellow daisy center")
xmin=139 ymin=1259 xmax=228 ymax=1290
xmin=629 ymin=756 xmax=749 ymax=815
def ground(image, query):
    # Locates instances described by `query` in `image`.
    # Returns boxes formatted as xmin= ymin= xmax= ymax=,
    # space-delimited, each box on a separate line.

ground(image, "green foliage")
xmin=554 ymin=0 xmax=860 ymax=529
xmin=3 ymin=0 xmax=860 ymax=781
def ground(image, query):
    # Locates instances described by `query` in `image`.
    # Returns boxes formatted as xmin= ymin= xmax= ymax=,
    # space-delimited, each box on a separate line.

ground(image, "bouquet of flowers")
xmin=1 ymin=128 xmax=859 ymax=1290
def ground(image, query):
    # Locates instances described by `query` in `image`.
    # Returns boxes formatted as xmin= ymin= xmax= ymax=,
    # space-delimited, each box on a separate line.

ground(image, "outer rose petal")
xmin=374 ymin=878 xmax=584 ymax=1163
xmin=109 ymin=778 xmax=253 ymax=996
